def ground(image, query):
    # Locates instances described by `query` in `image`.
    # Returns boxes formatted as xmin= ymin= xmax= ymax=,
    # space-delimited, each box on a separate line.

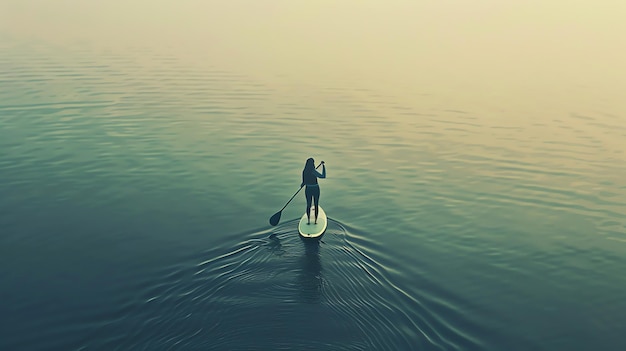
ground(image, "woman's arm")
xmin=315 ymin=164 xmax=326 ymax=179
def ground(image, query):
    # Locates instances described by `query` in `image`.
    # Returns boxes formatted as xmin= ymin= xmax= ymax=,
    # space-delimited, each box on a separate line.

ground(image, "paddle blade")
xmin=269 ymin=211 xmax=282 ymax=226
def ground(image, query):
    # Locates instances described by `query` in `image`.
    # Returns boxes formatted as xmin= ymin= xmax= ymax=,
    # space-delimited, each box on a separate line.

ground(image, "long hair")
xmin=303 ymin=157 xmax=315 ymax=174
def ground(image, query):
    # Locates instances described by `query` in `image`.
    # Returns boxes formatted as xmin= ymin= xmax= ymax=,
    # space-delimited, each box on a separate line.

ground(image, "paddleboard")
xmin=298 ymin=206 xmax=327 ymax=239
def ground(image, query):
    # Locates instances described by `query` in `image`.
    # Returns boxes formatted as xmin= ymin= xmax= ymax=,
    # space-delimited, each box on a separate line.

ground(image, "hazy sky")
xmin=2 ymin=0 xmax=625 ymax=111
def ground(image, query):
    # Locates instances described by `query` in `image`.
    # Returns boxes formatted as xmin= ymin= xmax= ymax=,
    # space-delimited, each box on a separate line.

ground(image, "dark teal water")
xmin=2 ymin=2 xmax=626 ymax=350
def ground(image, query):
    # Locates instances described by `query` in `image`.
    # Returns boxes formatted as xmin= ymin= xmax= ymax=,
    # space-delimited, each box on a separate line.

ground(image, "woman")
xmin=301 ymin=158 xmax=326 ymax=225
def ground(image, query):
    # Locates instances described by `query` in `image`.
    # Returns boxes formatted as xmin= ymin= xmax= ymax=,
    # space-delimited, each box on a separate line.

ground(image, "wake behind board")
xmin=298 ymin=206 xmax=327 ymax=239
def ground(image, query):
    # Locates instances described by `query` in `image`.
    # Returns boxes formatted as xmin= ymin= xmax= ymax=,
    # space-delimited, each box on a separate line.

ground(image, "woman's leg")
xmin=313 ymin=187 xmax=320 ymax=224
xmin=305 ymin=187 xmax=313 ymax=224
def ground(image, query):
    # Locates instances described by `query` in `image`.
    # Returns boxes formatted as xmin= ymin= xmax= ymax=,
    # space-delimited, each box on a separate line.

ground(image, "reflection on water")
xmin=267 ymin=233 xmax=286 ymax=257
xmin=298 ymin=240 xmax=323 ymax=304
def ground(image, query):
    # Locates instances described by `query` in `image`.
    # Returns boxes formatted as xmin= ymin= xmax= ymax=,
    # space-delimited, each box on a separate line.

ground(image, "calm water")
xmin=1 ymin=1 xmax=625 ymax=350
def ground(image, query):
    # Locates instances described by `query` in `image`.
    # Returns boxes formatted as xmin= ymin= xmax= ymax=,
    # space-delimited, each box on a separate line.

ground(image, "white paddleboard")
xmin=298 ymin=206 xmax=327 ymax=239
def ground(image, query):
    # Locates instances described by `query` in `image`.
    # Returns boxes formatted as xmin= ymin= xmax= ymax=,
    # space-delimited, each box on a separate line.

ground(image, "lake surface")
xmin=1 ymin=1 xmax=625 ymax=350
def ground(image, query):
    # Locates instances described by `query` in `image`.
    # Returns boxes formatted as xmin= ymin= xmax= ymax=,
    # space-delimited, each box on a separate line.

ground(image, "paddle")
xmin=269 ymin=162 xmax=323 ymax=226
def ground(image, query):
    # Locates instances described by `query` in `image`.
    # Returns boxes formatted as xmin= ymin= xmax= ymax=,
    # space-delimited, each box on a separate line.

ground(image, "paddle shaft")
xmin=278 ymin=162 xmax=323 ymax=212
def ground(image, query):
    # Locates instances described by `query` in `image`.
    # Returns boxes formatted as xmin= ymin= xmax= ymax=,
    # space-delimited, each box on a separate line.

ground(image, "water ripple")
xmin=50 ymin=220 xmax=490 ymax=351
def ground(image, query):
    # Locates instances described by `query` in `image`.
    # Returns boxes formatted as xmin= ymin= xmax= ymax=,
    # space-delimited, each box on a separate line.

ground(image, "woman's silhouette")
xmin=301 ymin=158 xmax=326 ymax=225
